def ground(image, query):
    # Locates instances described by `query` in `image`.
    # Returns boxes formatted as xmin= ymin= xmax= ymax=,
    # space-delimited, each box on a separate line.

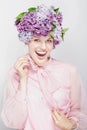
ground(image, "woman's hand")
xmin=14 ymin=56 xmax=29 ymax=79
xmin=52 ymin=109 xmax=77 ymax=130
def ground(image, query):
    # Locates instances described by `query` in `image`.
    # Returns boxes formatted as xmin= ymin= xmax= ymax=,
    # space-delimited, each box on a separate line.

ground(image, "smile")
xmin=35 ymin=51 xmax=47 ymax=57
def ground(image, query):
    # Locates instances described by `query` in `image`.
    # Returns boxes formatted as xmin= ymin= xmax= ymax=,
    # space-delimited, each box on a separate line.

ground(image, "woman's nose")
xmin=40 ymin=42 xmax=46 ymax=50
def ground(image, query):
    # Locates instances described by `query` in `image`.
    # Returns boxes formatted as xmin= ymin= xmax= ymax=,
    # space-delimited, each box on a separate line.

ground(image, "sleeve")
xmin=1 ymin=68 xmax=28 ymax=129
xmin=69 ymin=66 xmax=87 ymax=130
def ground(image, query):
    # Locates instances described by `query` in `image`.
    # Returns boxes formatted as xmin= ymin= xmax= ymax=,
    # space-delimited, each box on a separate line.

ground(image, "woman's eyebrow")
xmin=46 ymin=38 xmax=53 ymax=40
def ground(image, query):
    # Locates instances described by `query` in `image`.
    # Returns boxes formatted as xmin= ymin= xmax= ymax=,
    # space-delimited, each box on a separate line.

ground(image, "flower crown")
xmin=15 ymin=5 xmax=68 ymax=45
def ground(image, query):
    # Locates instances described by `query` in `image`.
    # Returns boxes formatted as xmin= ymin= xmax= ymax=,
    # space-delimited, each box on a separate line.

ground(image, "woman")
xmin=1 ymin=5 xmax=87 ymax=130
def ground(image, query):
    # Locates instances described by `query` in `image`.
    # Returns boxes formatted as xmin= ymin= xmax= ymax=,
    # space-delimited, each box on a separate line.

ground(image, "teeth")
xmin=36 ymin=52 xmax=46 ymax=54
xmin=35 ymin=51 xmax=47 ymax=56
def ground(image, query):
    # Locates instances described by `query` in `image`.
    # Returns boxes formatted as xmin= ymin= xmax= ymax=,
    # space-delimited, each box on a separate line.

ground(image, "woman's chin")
xmin=36 ymin=60 xmax=47 ymax=66
xmin=35 ymin=58 xmax=48 ymax=67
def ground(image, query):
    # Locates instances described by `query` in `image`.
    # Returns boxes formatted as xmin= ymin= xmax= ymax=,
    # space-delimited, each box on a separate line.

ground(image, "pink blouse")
xmin=1 ymin=55 xmax=87 ymax=130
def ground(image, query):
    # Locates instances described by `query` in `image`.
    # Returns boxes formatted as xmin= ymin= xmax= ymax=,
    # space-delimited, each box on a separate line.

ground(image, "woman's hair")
xmin=15 ymin=5 xmax=68 ymax=46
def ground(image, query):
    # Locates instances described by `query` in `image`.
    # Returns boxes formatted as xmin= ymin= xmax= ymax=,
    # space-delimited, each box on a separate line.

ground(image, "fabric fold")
xmin=1 ymin=54 xmax=87 ymax=130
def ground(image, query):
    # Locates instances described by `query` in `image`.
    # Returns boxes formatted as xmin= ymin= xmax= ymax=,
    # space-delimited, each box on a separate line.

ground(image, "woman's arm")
xmin=52 ymin=65 xmax=81 ymax=130
xmin=1 ymin=56 xmax=30 ymax=129
xmin=69 ymin=66 xmax=81 ymax=127
xmin=1 ymin=56 xmax=29 ymax=129
xmin=1 ymin=68 xmax=28 ymax=129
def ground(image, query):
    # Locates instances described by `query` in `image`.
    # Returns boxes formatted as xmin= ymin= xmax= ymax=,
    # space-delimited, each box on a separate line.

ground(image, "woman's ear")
xmin=25 ymin=42 xmax=28 ymax=45
xmin=53 ymin=45 xmax=55 ymax=49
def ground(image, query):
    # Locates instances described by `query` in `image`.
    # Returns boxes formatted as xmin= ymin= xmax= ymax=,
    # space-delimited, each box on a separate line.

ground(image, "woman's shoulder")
xmin=51 ymin=58 xmax=78 ymax=73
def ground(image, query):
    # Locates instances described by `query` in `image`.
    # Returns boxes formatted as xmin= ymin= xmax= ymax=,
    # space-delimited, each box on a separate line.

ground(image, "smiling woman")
xmin=27 ymin=35 xmax=54 ymax=66
xmin=1 ymin=4 xmax=87 ymax=130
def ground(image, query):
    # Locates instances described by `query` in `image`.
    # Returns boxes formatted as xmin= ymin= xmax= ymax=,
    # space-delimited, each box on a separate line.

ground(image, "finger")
xmin=15 ymin=56 xmax=29 ymax=65
xmin=15 ymin=62 xmax=29 ymax=72
xmin=56 ymin=109 xmax=63 ymax=116
xmin=52 ymin=113 xmax=58 ymax=123
xmin=18 ymin=58 xmax=29 ymax=63
xmin=18 ymin=62 xmax=29 ymax=70
xmin=52 ymin=110 xmax=62 ymax=121
xmin=17 ymin=56 xmax=29 ymax=60
xmin=15 ymin=58 xmax=29 ymax=66
xmin=15 ymin=60 xmax=29 ymax=69
xmin=53 ymin=110 xmax=61 ymax=117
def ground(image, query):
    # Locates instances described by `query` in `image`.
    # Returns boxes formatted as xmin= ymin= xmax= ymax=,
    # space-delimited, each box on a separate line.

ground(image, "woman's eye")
xmin=34 ymin=39 xmax=40 ymax=42
xmin=46 ymin=39 xmax=53 ymax=43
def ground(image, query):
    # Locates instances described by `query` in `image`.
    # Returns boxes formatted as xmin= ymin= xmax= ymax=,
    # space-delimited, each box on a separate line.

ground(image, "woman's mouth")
xmin=35 ymin=51 xmax=47 ymax=58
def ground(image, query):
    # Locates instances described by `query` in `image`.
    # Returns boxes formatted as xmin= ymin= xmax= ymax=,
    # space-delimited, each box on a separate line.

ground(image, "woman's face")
xmin=27 ymin=34 xmax=54 ymax=66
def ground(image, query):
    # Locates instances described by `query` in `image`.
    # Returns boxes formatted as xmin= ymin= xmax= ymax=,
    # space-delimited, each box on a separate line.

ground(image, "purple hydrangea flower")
xmin=18 ymin=31 xmax=33 ymax=43
xmin=15 ymin=5 xmax=66 ymax=46
xmin=56 ymin=12 xmax=63 ymax=25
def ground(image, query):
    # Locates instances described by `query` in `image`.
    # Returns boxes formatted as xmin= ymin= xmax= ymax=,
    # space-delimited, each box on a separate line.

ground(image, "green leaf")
xmin=28 ymin=7 xmax=36 ymax=12
xmin=62 ymin=33 xmax=64 ymax=41
xmin=50 ymin=32 xmax=53 ymax=38
xmin=62 ymin=28 xmax=68 ymax=34
xmin=62 ymin=28 xmax=68 ymax=40
xmin=15 ymin=19 xmax=20 ymax=24
xmin=16 ymin=12 xmax=26 ymax=20
xmin=52 ymin=24 xmax=56 ymax=30
xmin=54 ymin=8 xmax=59 ymax=13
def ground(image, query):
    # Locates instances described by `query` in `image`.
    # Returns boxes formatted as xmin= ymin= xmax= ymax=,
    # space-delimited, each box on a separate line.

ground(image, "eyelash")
xmin=46 ymin=39 xmax=53 ymax=43
xmin=33 ymin=39 xmax=53 ymax=43
xmin=34 ymin=39 xmax=40 ymax=42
